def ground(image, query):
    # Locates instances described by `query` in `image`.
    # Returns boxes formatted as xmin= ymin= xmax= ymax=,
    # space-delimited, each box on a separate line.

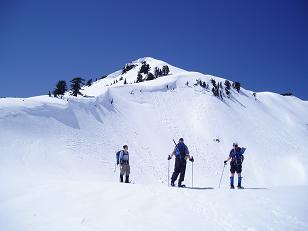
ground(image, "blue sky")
xmin=0 ymin=0 xmax=307 ymax=99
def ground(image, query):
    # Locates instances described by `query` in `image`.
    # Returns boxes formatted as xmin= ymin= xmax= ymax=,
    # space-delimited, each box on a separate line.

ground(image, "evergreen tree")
xmin=210 ymin=79 xmax=220 ymax=97
xmin=224 ymin=80 xmax=231 ymax=96
xmin=212 ymin=87 xmax=219 ymax=97
xmin=162 ymin=65 xmax=170 ymax=76
xmin=253 ymin=92 xmax=257 ymax=100
xmin=202 ymin=82 xmax=207 ymax=88
xmin=70 ymin=77 xmax=85 ymax=97
xmin=154 ymin=67 xmax=162 ymax=78
xmin=233 ymin=81 xmax=241 ymax=92
xmin=137 ymin=73 xmax=143 ymax=83
xmin=86 ymin=79 xmax=93 ymax=87
xmin=146 ymin=72 xmax=155 ymax=81
xmin=225 ymin=88 xmax=230 ymax=96
xmin=122 ymin=64 xmax=136 ymax=74
xmin=224 ymin=80 xmax=231 ymax=90
xmin=139 ymin=62 xmax=150 ymax=74
xmin=211 ymin=79 xmax=217 ymax=88
xmin=159 ymin=69 xmax=163 ymax=76
xmin=53 ymin=80 xmax=67 ymax=98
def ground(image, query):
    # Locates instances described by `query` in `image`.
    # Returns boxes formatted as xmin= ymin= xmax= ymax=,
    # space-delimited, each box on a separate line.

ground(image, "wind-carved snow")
xmin=0 ymin=57 xmax=308 ymax=231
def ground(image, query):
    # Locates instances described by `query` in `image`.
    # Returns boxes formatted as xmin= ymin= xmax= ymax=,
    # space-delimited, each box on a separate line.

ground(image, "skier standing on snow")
xmin=117 ymin=145 xmax=130 ymax=183
xmin=224 ymin=143 xmax=246 ymax=189
xmin=168 ymin=138 xmax=194 ymax=187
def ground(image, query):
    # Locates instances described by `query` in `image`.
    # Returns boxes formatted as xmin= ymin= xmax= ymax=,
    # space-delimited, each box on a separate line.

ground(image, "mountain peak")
xmin=132 ymin=57 xmax=159 ymax=64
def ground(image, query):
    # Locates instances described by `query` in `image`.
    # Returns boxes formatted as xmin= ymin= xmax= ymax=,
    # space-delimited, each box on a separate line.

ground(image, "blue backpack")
xmin=234 ymin=147 xmax=246 ymax=164
xmin=175 ymin=143 xmax=187 ymax=159
xmin=116 ymin=150 xmax=122 ymax=164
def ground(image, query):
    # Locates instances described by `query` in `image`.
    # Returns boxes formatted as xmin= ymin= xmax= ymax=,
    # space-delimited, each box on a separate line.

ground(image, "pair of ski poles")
xmin=168 ymin=158 xmax=226 ymax=188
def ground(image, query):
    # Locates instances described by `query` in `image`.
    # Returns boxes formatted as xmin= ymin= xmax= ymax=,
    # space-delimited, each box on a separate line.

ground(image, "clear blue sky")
xmin=1 ymin=0 xmax=307 ymax=99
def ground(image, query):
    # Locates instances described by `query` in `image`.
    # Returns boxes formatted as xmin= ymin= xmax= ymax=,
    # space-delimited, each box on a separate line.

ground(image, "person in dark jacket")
xmin=168 ymin=138 xmax=194 ymax=187
xmin=224 ymin=143 xmax=246 ymax=189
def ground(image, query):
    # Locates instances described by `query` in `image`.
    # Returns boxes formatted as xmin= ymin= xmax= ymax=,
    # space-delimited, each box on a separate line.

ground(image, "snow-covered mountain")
xmin=1 ymin=57 xmax=308 ymax=231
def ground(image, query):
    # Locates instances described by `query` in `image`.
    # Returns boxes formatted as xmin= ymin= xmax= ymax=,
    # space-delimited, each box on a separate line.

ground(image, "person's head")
xmin=233 ymin=142 xmax=238 ymax=148
xmin=123 ymin=145 xmax=128 ymax=151
xmin=179 ymin=138 xmax=184 ymax=143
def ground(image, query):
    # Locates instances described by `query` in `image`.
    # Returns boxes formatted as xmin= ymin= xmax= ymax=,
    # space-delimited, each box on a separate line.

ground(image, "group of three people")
xmin=117 ymin=138 xmax=245 ymax=188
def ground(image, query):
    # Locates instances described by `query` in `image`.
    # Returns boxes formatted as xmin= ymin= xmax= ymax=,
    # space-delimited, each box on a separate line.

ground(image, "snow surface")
xmin=1 ymin=57 xmax=308 ymax=230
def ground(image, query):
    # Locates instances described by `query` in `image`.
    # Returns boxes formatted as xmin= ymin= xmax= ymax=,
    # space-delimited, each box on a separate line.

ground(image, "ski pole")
xmin=114 ymin=163 xmax=117 ymax=173
xmin=192 ymin=161 xmax=194 ymax=188
xmin=218 ymin=163 xmax=226 ymax=188
xmin=168 ymin=159 xmax=170 ymax=186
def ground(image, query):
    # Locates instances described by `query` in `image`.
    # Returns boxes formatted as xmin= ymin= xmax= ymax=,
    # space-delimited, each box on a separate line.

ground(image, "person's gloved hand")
xmin=224 ymin=160 xmax=227 ymax=165
xmin=168 ymin=155 xmax=172 ymax=160
xmin=189 ymin=156 xmax=194 ymax=162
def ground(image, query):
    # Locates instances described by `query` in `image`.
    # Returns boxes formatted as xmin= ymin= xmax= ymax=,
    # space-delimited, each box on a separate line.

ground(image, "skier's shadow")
xmin=184 ymin=187 xmax=214 ymax=190
xmin=183 ymin=187 xmax=269 ymax=190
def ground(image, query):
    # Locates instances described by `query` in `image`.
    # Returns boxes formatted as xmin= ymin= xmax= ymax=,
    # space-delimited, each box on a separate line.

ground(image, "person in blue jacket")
xmin=224 ymin=143 xmax=246 ymax=189
xmin=168 ymin=138 xmax=194 ymax=187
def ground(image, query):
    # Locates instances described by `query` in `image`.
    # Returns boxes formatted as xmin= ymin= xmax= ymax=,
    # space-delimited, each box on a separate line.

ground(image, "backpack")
xmin=176 ymin=143 xmax=186 ymax=159
xmin=234 ymin=147 xmax=246 ymax=164
xmin=116 ymin=150 xmax=122 ymax=165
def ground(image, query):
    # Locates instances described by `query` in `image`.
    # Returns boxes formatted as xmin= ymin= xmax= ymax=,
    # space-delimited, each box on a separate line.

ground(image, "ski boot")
xmin=171 ymin=181 xmax=175 ymax=187
xmin=230 ymin=176 xmax=235 ymax=189
xmin=178 ymin=182 xmax=186 ymax=188
xmin=237 ymin=176 xmax=244 ymax=189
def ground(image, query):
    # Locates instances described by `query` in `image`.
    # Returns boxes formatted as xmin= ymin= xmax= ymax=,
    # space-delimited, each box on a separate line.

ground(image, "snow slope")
xmin=1 ymin=57 xmax=308 ymax=230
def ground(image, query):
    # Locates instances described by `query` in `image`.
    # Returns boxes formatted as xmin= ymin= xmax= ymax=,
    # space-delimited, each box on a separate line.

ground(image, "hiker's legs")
xmin=178 ymin=160 xmax=187 ymax=185
xmin=171 ymin=159 xmax=181 ymax=183
xmin=125 ymin=164 xmax=130 ymax=183
xmin=230 ymin=163 xmax=236 ymax=187
xmin=236 ymin=165 xmax=242 ymax=187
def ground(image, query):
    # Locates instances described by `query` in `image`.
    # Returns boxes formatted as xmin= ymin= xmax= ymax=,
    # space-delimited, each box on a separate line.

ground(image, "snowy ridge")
xmin=1 ymin=57 xmax=308 ymax=230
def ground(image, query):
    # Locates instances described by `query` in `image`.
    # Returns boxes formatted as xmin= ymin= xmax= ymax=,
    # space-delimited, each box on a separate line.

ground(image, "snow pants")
xmin=171 ymin=158 xmax=187 ymax=184
xmin=120 ymin=163 xmax=130 ymax=176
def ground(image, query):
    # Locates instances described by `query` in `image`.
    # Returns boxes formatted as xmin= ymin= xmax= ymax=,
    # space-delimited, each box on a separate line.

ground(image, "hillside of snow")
xmin=1 ymin=57 xmax=308 ymax=230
